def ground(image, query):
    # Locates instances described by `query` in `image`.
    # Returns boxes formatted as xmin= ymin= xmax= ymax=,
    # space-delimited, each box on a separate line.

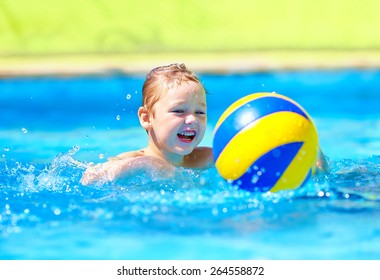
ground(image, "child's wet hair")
xmin=142 ymin=63 xmax=204 ymax=113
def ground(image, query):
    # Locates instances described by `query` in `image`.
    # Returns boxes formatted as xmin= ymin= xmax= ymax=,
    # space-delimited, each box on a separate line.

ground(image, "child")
xmin=80 ymin=63 xmax=329 ymax=185
xmin=80 ymin=63 xmax=214 ymax=185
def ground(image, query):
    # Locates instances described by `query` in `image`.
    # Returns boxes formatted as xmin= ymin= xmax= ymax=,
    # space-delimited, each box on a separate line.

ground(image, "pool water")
xmin=1 ymin=70 xmax=380 ymax=259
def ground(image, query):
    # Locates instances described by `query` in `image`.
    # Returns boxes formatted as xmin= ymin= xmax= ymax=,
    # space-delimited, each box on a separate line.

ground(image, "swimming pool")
xmin=1 ymin=69 xmax=380 ymax=259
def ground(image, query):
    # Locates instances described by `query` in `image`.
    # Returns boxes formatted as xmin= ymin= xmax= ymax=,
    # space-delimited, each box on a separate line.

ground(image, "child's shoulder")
xmin=110 ymin=150 xmax=145 ymax=161
xmin=184 ymin=147 xmax=214 ymax=168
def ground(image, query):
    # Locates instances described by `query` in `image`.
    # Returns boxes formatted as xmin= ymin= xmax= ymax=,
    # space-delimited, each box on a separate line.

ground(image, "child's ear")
xmin=138 ymin=106 xmax=152 ymax=131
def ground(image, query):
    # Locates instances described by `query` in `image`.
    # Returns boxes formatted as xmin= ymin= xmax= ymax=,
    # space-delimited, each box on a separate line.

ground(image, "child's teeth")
xmin=180 ymin=131 xmax=194 ymax=136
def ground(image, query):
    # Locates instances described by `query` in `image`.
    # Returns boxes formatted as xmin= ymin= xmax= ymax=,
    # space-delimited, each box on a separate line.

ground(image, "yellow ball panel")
xmin=270 ymin=127 xmax=319 ymax=192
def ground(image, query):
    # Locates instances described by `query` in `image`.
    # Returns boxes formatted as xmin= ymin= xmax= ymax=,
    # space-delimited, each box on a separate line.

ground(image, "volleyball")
xmin=213 ymin=92 xmax=319 ymax=192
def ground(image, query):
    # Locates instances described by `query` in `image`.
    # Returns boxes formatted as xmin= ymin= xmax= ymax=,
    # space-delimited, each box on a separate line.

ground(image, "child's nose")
xmin=185 ymin=113 xmax=197 ymax=124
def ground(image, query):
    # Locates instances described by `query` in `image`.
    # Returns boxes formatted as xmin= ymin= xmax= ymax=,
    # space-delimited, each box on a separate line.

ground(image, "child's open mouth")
xmin=177 ymin=130 xmax=196 ymax=143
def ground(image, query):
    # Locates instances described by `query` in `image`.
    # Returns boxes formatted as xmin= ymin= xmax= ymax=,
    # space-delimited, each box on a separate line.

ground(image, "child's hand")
xmin=314 ymin=147 xmax=331 ymax=175
xmin=80 ymin=160 xmax=119 ymax=186
xmin=80 ymin=156 xmax=175 ymax=185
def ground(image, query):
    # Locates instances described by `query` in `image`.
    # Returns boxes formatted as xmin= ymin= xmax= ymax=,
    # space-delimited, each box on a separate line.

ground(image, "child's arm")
xmin=80 ymin=154 xmax=175 ymax=185
xmin=80 ymin=157 xmax=135 ymax=185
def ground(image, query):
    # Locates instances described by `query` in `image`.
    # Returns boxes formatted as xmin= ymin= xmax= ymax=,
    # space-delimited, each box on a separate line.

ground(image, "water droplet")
xmin=53 ymin=208 xmax=61 ymax=215
xmin=4 ymin=147 xmax=9 ymax=152
xmin=251 ymin=175 xmax=259 ymax=184
xmin=69 ymin=145 xmax=80 ymax=154
xmin=211 ymin=207 xmax=218 ymax=216
xmin=272 ymin=149 xmax=281 ymax=158
xmin=21 ymin=128 xmax=28 ymax=134
xmin=199 ymin=177 xmax=206 ymax=185
xmin=116 ymin=115 xmax=121 ymax=121
xmin=126 ymin=94 xmax=131 ymax=100
xmin=99 ymin=154 xmax=104 ymax=159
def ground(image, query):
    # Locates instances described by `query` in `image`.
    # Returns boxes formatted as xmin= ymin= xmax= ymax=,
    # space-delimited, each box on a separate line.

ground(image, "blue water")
xmin=1 ymin=69 xmax=380 ymax=259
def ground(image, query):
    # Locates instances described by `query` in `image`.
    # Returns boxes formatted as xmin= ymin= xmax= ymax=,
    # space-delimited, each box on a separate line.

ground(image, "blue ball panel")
xmin=232 ymin=142 xmax=303 ymax=192
xmin=213 ymin=96 xmax=309 ymax=162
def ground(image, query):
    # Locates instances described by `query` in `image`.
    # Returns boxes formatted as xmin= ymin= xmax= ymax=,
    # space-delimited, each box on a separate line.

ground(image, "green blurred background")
xmin=1 ymin=0 xmax=380 ymax=71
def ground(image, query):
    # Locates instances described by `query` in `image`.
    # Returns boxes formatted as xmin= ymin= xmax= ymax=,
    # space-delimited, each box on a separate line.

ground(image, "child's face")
xmin=149 ymin=81 xmax=207 ymax=157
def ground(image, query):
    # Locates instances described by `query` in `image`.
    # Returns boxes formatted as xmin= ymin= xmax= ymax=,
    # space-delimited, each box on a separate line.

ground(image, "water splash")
xmin=1 ymin=154 xmax=380 ymax=238
xmin=326 ymin=156 xmax=380 ymax=200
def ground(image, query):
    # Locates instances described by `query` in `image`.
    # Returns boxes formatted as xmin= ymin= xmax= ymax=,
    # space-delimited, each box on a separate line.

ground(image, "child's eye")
xmin=196 ymin=111 xmax=206 ymax=115
xmin=172 ymin=109 xmax=185 ymax=114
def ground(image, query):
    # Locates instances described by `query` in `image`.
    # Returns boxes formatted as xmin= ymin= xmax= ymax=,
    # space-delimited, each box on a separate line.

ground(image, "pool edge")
xmin=1 ymin=50 xmax=380 ymax=78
